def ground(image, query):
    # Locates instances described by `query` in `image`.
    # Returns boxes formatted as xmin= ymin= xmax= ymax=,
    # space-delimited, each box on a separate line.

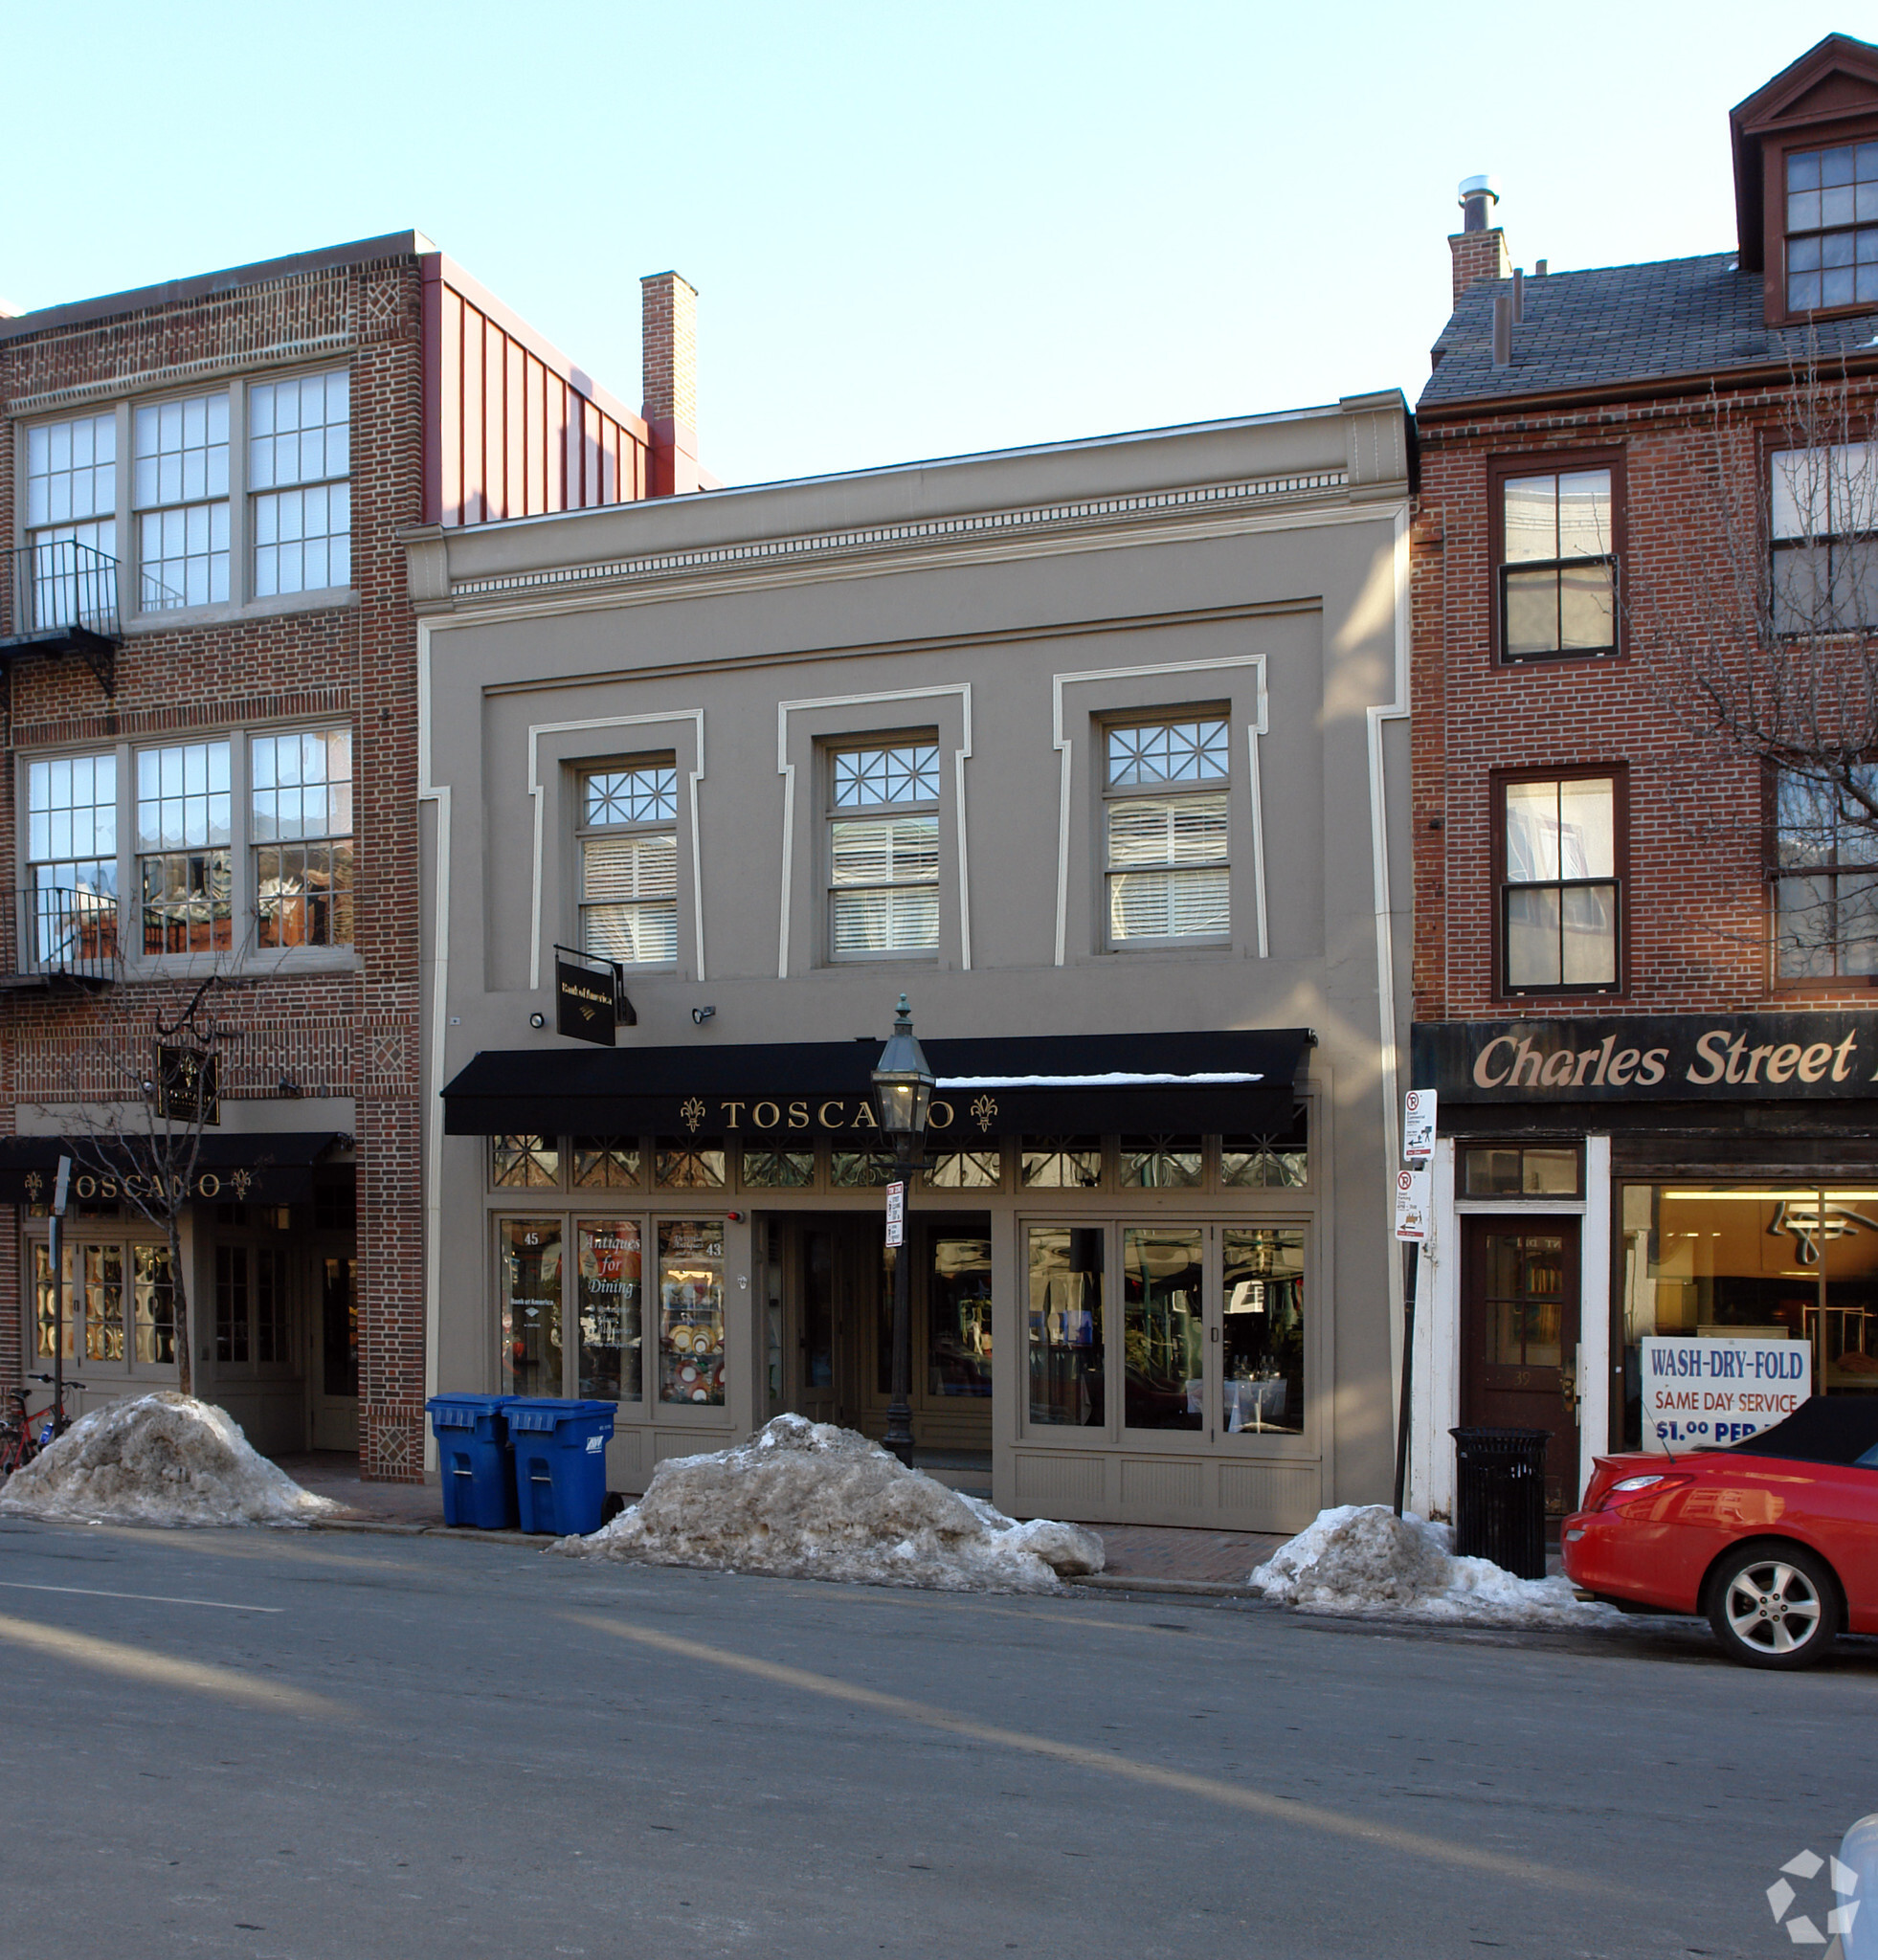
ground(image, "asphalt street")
xmin=0 ymin=1516 xmax=1870 ymax=1960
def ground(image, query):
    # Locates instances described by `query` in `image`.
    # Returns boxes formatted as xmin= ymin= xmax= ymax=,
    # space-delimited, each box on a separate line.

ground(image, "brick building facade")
xmin=1404 ymin=36 xmax=1878 ymax=1522
xmin=0 ymin=234 xmax=671 ymax=1477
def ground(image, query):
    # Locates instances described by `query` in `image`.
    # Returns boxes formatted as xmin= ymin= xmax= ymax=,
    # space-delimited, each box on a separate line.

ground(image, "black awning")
xmin=441 ymin=1030 xmax=1311 ymax=1141
xmin=0 ymin=1131 xmax=347 ymax=1207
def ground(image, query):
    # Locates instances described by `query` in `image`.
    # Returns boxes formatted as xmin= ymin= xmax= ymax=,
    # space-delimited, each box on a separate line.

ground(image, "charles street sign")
xmin=556 ymin=958 xmax=619 ymax=1047
xmin=1413 ymin=1013 xmax=1878 ymax=1102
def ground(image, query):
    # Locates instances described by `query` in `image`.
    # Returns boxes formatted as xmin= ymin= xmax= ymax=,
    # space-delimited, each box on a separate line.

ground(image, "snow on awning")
xmin=442 ymin=1031 xmax=1310 ymax=1139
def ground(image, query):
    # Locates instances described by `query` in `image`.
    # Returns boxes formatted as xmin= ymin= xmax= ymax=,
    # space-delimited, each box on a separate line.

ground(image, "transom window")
xmin=1773 ymin=766 xmax=1878 ymax=981
xmin=1501 ymin=774 xmax=1620 ymax=992
xmin=26 ymin=753 xmax=119 ymax=969
xmin=1104 ymin=717 xmax=1229 ymax=945
xmin=135 ymin=391 xmax=230 ymax=609
xmin=1785 ymin=142 xmax=1878 ymax=313
xmin=1770 ymin=442 xmax=1878 ymax=635
xmin=827 ymin=740 xmax=940 ymax=961
xmin=250 ymin=370 xmax=351 ymax=596
xmin=137 ymin=740 xmax=232 ymax=953
xmin=580 ymin=761 xmax=679 ymax=965
xmin=1499 ymin=467 xmax=1617 ymax=659
xmin=253 ymin=728 xmax=354 ymax=947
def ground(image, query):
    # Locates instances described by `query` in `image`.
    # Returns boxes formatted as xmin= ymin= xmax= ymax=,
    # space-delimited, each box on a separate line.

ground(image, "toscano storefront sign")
xmin=1413 ymin=1013 xmax=1878 ymax=1102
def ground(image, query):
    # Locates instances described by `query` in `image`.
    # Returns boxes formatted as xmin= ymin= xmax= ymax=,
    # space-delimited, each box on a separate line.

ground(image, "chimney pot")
xmin=1492 ymin=294 xmax=1513 ymax=368
xmin=1534 ymin=258 xmax=1549 ymax=277
xmin=1512 ymin=266 xmax=1525 ymax=323
xmin=1458 ymin=172 xmax=1500 ymax=234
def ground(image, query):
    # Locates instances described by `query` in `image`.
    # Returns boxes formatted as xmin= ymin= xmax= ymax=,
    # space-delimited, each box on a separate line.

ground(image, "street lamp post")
xmin=871 ymin=993 xmax=934 ymax=1470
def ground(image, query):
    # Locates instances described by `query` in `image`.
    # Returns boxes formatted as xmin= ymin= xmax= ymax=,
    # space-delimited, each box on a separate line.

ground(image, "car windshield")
xmin=1725 ymin=1396 xmax=1878 ymax=1467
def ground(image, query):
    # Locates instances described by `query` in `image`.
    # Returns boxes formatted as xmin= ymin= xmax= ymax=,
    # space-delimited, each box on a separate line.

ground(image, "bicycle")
xmin=0 ymin=1373 xmax=85 ymax=1478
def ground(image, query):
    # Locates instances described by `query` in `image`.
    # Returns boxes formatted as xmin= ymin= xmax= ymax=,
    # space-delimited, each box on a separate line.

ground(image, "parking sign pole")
xmin=1393 ymin=1242 xmax=1418 ymax=1519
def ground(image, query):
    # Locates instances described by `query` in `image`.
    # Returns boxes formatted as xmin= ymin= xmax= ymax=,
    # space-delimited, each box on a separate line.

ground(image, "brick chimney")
xmin=1448 ymin=174 xmax=1510 ymax=309
xmin=641 ymin=270 xmax=701 ymax=497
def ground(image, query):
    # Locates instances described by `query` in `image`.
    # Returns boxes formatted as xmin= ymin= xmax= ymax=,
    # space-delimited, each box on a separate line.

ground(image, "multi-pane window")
xmin=34 ymin=1239 xmax=174 ymax=1370
xmin=25 ymin=413 xmax=118 ymax=631
xmin=215 ymin=1244 xmax=288 ymax=1367
xmin=827 ymin=741 xmax=940 ymax=959
xmin=1785 ymin=142 xmax=1878 ymax=313
xmin=1104 ymin=718 xmax=1229 ymax=944
xmin=250 ymin=370 xmax=351 ymax=596
xmin=1499 ymin=467 xmax=1617 ymax=659
xmin=1773 ymin=767 xmax=1878 ymax=980
xmin=1770 ymin=442 xmax=1878 ymax=635
xmin=26 ymin=753 xmax=119 ymax=968
xmin=1502 ymin=775 xmax=1620 ymax=991
xmin=581 ymin=762 xmax=679 ymax=965
xmin=253 ymin=728 xmax=354 ymax=947
xmin=137 ymin=740 xmax=232 ymax=953
xmin=135 ymin=392 xmax=230 ymax=609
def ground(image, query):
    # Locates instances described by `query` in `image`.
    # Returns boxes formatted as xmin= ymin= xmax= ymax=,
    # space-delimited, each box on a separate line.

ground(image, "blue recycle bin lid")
xmin=504 ymin=1398 xmax=616 ymax=1434
xmin=427 ymin=1393 xmax=517 ymax=1429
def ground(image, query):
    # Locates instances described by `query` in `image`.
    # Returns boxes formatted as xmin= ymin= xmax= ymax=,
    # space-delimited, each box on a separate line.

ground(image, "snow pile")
xmin=555 ymin=1413 xmax=1105 ymax=1593
xmin=1249 ymin=1504 xmax=1619 ymax=1628
xmin=0 ymin=1392 xmax=337 ymax=1528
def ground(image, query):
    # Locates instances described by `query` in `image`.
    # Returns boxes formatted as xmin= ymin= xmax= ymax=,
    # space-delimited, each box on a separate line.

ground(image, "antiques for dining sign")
xmin=1641 ymin=1336 xmax=1810 ymax=1453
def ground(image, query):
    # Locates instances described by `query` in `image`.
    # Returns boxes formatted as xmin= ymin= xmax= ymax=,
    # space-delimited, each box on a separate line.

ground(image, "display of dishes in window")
xmin=658 ymin=1218 xmax=726 ymax=1406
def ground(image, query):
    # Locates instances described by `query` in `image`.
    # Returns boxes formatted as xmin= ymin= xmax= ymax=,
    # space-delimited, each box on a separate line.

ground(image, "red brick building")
xmin=0 ymin=234 xmax=695 ymax=1477
xmin=1406 ymin=36 xmax=1878 ymax=1521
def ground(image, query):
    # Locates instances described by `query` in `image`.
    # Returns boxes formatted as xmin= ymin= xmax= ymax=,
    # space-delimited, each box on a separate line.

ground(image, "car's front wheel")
xmin=1707 ymin=1544 xmax=1841 ymax=1670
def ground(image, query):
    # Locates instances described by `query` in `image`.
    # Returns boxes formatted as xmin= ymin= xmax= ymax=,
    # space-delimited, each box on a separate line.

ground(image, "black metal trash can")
xmin=1448 ymin=1426 xmax=1550 ymax=1580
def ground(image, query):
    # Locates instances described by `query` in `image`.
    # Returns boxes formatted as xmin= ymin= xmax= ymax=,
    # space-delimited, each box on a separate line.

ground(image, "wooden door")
xmin=1462 ymin=1217 xmax=1580 ymax=1517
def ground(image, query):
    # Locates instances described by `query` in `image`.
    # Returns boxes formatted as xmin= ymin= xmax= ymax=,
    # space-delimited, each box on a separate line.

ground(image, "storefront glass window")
xmin=742 ymin=1147 xmax=816 ymax=1188
xmin=1124 ymin=1226 xmax=1204 ymax=1430
xmin=132 ymin=1247 xmax=175 ymax=1365
xmin=929 ymin=1233 xmax=993 ymax=1397
xmin=1120 ymin=1138 xmax=1203 ymax=1188
xmin=572 ymin=1139 xmax=641 ymax=1188
xmin=923 ymin=1149 xmax=1000 ymax=1189
xmin=1027 ymin=1226 xmax=1105 ymax=1425
xmin=256 ymin=1248 xmax=286 ymax=1364
xmin=831 ymin=1148 xmax=897 ymax=1188
xmin=214 ymin=1243 xmax=248 ymax=1363
xmin=655 ymin=1139 xmax=725 ymax=1189
xmin=577 ymin=1219 xmax=639 ymax=1403
xmin=1222 ymin=1228 xmax=1305 ymax=1433
xmin=1021 ymin=1139 xmax=1103 ymax=1189
xmin=499 ymin=1216 xmax=563 ymax=1396
xmin=80 ymin=1245 xmax=124 ymax=1361
xmin=1220 ymin=1118 xmax=1308 ymax=1189
xmin=33 ymin=1242 xmax=73 ymax=1359
xmin=494 ymin=1135 xmax=559 ymax=1188
xmin=659 ymin=1219 xmax=725 ymax=1405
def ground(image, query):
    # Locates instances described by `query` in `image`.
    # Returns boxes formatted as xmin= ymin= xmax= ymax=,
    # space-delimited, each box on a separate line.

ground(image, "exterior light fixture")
xmin=871 ymin=993 xmax=934 ymax=1466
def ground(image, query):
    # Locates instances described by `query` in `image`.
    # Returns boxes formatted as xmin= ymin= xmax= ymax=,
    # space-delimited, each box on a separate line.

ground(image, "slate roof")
xmin=1419 ymin=251 xmax=1878 ymax=412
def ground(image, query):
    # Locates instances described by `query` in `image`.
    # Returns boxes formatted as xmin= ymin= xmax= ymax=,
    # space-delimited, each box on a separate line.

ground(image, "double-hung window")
xmin=1770 ymin=441 xmax=1878 ymax=635
xmin=253 ymin=728 xmax=354 ymax=947
xmin=581 ymin=762 xmax=679 ymax=965
xmin=1104 ymin=718 xmax=1230 ymax=945
xmin=134 ymin=391 xmax=230 ymax=609
xmin=25 ymin=412 xmax=117 ymax=632
xmin=1772 ymin=766 xmax=1878 ymax=981
xmin=250 ymin=370 xmax=351 ymax=596
xmin=1498 ymin=464 xmax=1618 ymax=659
xmin=25 ymin=753 xmax=118 ymax=968
xmin=137 ymin=740 xmax=232 ymax=954
xmin=826 ymin=741 xmax=940 ymax=960
xmin=1784 ymin=142 xmax=1878 ymax=314
xmin=1500 ymin=773 xmax=1621 ymax=992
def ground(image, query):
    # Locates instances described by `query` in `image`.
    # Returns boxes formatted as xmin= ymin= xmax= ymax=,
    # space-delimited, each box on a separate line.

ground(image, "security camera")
xmin=529 ymin=1013 xmax=547 ymax=1030
xmin=692 ymin=1006 xmax=716 ymax=1026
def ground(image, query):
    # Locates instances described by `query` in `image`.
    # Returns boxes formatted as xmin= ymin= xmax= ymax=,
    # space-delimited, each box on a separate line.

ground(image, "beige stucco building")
xmin=405 ymin=393 xmax=1412 ymax=1531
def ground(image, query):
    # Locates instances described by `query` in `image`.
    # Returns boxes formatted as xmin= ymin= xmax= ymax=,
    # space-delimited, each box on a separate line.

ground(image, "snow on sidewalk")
xmin=1249 ymin=1504 xmax=1621 ymax=1628
xmin=554 ymin=1413 xmax=1104 ymax=1593
xmin=0 ymin=1392 xmax=338 ymax=1528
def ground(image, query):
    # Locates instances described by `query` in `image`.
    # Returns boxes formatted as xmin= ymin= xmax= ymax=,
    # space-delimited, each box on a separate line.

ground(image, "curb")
xmin=1066 ymin=1573 xmax=1263 ymax=1600
xmin=311 ymin=1517 xmax=544 ymax=1546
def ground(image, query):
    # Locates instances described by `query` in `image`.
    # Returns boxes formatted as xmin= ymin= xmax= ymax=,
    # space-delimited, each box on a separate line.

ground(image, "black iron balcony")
xmin=0 ymin=887 xmax=121 ymax=990
xmin=1 ymin=540 xmax=121 ymax=694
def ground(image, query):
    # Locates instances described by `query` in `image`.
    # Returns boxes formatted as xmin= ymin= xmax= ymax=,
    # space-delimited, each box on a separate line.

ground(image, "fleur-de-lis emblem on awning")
xmin=229 ymin=1169 xmax=254 ymax=1200
xmin=971 ymin=1094 xmax=998 ymax=1133
xmin=680 ymin=1097 xmax=706 ymax=1133
xmin=23 ymin=1171 xmax=44 ymax=1200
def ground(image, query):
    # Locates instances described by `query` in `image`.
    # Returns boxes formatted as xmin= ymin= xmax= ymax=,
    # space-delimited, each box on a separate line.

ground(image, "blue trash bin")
xmin=506 ymin=1399 xmax=616 ymax=1536
xmin=426 ymin=1394 xmax=519 ymax=1529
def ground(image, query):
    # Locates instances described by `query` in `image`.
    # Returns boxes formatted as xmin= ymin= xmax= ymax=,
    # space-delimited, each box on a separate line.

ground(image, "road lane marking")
xmin=0 ymin=1582 xmax=284 ymax=1613
xmin=569 ymin=1613 xmax=1621 ymax=1897
xmin=0 ymin=1613 xmax=348 ymax=1720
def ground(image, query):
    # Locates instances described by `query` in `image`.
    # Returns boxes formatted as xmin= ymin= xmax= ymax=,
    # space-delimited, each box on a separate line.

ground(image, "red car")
xmin=1562 ymin=1398 xmax=1878 ymax=1669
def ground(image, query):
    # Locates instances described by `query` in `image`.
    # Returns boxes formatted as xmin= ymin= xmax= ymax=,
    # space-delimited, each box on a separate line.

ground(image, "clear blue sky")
xmin=2 ymin=2 xmax=1862 ymax=487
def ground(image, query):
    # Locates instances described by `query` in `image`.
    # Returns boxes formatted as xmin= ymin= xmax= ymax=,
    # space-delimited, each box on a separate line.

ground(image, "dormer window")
xmin=1785 ymin=142 xmax=1878 ymax=312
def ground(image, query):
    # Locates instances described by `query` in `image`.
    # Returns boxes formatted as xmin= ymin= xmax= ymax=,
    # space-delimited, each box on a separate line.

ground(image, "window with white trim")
xmin=826 ymin=740 xmax=940 ymax=960
xmin=137 ymin=739 xmax=232 ymax=954
xmin=580 ymin=762 xmax=679 ymax=965
xmin=250 ymin=370 xmax=350 ymax=596
xmin=253 ymin=727 xmax=353 ymax=947
xmin=1104 ymin=718 xmax=1230 ymax=945
xmin=134 ymin=391 xmax=230 ymax=609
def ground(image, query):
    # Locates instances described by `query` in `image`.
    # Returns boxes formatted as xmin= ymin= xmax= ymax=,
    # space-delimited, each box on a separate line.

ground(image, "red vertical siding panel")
xmin=546 ymin=374 xmax=566 ymax=511
xmin=505 ymin=338 xmax=525 ymax=522
xmin=439 ymin=283 xmax=465 ymax=525
xmin=483 ymin=317 xmax=506 ymax=521
xmin=420 ymin=257 xmax=443 ymax=525
xmin=526 ymin=355 xmax=548 ymax=516
xmin=459 ymin=298 xmax=484 ymax=526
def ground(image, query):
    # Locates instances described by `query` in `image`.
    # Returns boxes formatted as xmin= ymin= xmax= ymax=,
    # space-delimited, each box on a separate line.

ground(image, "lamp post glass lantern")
xmin=872 ymin=994 xmax=934 ymax=1466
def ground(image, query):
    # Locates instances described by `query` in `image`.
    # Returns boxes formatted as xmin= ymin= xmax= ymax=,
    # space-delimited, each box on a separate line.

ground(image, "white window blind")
xmin=1105 ymin=720 xmax=1230 ymax=945
xmin=827 ymin=742 xmax=940 ymax=959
